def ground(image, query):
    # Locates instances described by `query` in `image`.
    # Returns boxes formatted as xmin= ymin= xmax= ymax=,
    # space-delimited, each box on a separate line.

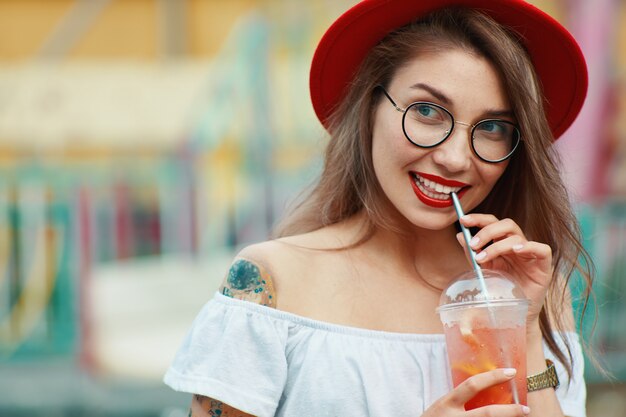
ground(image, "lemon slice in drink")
xmin=459 ymin=310 xmax=480 ymax=348
xmin=452 ymin=360 xmax=498 ymax=377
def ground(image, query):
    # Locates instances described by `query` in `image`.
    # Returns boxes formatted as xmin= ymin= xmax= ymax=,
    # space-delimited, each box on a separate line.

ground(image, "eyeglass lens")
xmin=403 ymin=102 xmax=520 ymax=162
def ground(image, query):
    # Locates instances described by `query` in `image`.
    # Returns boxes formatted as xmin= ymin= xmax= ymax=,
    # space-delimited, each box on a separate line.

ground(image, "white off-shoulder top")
xmin=164 ymin=293 xmax=586 ymax=417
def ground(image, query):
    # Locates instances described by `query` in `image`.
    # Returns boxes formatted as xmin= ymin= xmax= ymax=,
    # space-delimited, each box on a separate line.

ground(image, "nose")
xmin=430 ymin=123 xmax=473 ymax=173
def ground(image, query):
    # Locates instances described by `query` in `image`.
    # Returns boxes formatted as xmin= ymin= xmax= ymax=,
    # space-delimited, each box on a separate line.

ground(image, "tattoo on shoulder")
xmin=220 ymin=258 xmax=276 ymax=308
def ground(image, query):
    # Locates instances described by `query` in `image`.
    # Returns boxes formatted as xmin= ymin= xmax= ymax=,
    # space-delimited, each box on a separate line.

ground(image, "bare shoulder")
xmin=218 ymin=237 xmax=314 ymax=307
xmin=220 ymin=216 xmax=367 ymax=314
xmin=219 ymin=227 xmax=347 ymax=309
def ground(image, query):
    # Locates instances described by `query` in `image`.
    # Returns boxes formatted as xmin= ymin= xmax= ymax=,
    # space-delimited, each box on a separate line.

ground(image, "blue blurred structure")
xmin=576 ymin=203 xmax=626 ymax=382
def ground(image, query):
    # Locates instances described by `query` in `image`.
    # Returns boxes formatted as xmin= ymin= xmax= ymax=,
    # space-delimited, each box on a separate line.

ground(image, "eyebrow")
xmin=410 ymin=83 xmax=452 ymax=105
xmin=483 ymin=109 xmax=515 ymax=119
xmin=409 ymin=82 xmax=515 ymax=120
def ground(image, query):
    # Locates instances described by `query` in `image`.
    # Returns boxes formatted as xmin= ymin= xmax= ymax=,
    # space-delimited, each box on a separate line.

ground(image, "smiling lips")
xmin=410 ymin=172 xmax=469 ymax=208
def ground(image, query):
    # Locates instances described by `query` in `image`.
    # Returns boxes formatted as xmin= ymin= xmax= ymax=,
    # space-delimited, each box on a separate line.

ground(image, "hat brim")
xmin=310 ymin=0 xmax=587 ymax=140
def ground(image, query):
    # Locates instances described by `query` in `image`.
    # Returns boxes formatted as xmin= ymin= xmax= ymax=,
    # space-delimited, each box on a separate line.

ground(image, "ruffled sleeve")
xmin=164 ymin=294 xmax=289 ymax=417
xmin=544 ymin=332 xmax=587 ymax=417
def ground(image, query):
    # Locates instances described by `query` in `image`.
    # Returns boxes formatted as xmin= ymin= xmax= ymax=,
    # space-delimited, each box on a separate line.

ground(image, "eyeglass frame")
xmin=376 ymin=86 xmax=522 ymax=163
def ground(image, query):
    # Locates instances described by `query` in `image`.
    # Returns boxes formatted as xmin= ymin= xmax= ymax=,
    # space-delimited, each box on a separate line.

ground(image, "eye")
xmin=475 ymin=120 xmax=513 ymax=139
xmin=417 ymin=104 xmax=436 ymax=117
xmin=479 ymin=121 xmax=503 ymax=132
xmin=408 ymin=103 xmax=447 ymax=124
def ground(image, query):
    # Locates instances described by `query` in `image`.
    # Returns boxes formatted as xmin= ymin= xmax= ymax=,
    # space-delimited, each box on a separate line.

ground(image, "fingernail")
xmin=513 ymin=244 xmax=524 ymax=251
xmin=470 ymin=236 xmax=480 ymax=247
xmin=503 ymin=368 xmax=517 ymax=377
xmin=475 ymin=251 xmax=486 ymax=261
xmin=522 ymin=405 xmax=531 ymax=415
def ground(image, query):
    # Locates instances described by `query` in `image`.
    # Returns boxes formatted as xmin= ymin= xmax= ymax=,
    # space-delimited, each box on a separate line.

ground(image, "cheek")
xmin=371 ymin=114 xmax=395 ymax=172
xmin=371 ymin=133 xmax=389 ymax=182
xmin=372 ymin=121 xmax=417 ymax=166
xmin=371 ymin=107 xmax=425 ymax=173
xmin=372 ymin=131 xmax=410 ymax=175
xmin=480 ymin=161 xmax=509 ymax=190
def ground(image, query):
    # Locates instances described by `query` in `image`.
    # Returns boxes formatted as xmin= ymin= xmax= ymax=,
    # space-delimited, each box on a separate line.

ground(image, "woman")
xmin=165 ymin=1 xmax=593 ymax=416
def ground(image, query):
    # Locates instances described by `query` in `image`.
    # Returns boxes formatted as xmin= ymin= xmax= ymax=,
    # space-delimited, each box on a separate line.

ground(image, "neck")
xmin=347 ymin=213 xmax=471 ymax=290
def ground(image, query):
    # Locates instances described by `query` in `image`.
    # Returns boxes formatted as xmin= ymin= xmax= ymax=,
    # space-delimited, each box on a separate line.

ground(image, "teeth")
xmin=413 ymin=174 xmax=463 ymax=200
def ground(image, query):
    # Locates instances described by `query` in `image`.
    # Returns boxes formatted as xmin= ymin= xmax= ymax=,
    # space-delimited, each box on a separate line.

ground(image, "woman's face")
xmin=371 ymin=48 xmax=512 ymax=231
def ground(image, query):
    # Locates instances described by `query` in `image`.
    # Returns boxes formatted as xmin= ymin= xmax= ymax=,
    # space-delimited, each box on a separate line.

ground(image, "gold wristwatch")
xmin=527 ymin=359 xmax=560 ymax=392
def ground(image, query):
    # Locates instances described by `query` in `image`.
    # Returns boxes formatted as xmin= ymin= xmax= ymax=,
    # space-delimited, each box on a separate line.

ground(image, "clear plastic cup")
xmin=437 ymin=269 xmax=529 ymax=409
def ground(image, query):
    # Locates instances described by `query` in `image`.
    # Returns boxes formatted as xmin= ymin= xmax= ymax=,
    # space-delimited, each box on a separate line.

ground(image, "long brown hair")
xmin=274 ymin=7 xmax=594 ymax=379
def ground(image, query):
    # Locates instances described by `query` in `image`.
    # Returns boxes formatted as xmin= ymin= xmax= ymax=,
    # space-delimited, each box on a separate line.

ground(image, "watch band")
xmin=527 ymin=359 xmax=560 ymax=392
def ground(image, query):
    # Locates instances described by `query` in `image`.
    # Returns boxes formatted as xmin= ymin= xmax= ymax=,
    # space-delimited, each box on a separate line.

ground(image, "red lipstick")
xmin=415 ymin=172 xmax=469 ymax=188
xmin=410 ymin=172 xmax=469 ymax=208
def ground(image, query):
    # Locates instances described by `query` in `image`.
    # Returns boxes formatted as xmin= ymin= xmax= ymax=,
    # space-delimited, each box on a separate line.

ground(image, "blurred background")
xmin=0 ymin=0 xmax=624 ymax=416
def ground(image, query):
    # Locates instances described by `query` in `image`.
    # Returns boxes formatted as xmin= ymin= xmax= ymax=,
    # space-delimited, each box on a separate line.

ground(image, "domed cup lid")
xmin=437 ymin=269 xmax=528 ymax=312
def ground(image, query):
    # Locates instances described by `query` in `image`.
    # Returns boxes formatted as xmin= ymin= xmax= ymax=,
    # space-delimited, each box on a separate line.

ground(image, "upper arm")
xmin=185 ymin=246 xmax=284 ymax=417
xmin=219 ymin=251 xmax=277 ymax=308
xmin=189 ymin=248 xmax=278 ymax=417
xmin=192 ymin=253 xmax=278 ymax=416
xmin=190 ymin=394 xmax=255 ymax=417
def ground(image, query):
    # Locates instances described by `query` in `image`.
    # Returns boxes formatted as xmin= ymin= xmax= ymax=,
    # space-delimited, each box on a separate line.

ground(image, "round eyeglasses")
xmin=378 ymin=86 xmax=521 ymax=163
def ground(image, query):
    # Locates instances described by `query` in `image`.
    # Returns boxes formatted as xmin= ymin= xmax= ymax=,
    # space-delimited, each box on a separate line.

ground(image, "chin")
xmin=398 ymin=210 xmax=458 ymax=233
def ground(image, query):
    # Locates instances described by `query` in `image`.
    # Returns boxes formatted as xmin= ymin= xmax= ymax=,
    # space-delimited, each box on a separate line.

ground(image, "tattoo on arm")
xmin=206 ymin=399 xmax=224 ymax=416
xmin=220 ymin=259 xmax=276 ymax=308
xmin=191 ymin=394 xmax=254 ymax=416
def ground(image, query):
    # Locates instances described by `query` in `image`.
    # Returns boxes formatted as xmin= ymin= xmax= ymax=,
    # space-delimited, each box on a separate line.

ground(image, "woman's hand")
xmin=423 ymin=369 xmax=530 ymax=416
xmin=456 ymin=214 xmax=553 ymax=327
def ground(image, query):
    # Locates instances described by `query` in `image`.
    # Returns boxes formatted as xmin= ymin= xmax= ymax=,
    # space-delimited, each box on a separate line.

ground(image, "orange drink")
xmin=445 ymin=320 xmax=527 ymax=409
xmin=437 ymin=270 xmax=528 ymax=410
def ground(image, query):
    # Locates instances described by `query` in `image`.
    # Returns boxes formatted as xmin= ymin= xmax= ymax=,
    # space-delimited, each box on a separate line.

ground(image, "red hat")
xmin=310 ymin=0 xmax=587 ymax=140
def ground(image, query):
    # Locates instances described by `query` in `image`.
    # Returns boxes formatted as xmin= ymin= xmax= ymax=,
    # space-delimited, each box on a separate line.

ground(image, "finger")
xmin=459 ymin=213 xmax=500 ymax=228
xmin=465 ymin=218 xmax=524 ymax=251
xmin=456 ymin=232 xmax=474 ymax=263
xmin=473 ymin=235 xmax=525 ymax=263
xmin=465 ymin=404 xmax=531 ymax=417
xmin=511 ymin=241 xmax=553 ymax=273
xmin=456 ymin=232 xmax=465 ymax=248
xmin=461 ymin=215 xmax=521 ymax=233
xmin=511 ymin=241 xmax=552 ymax=262
xmin=475 ymin=239 xmax=552 ymax=269
xmin=449 ymin=368 xmax=517 ymax=405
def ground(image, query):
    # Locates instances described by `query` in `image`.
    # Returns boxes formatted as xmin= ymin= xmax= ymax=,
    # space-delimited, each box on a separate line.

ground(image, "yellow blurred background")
xmin=0 ymin=1 xmax=624 ymax=416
